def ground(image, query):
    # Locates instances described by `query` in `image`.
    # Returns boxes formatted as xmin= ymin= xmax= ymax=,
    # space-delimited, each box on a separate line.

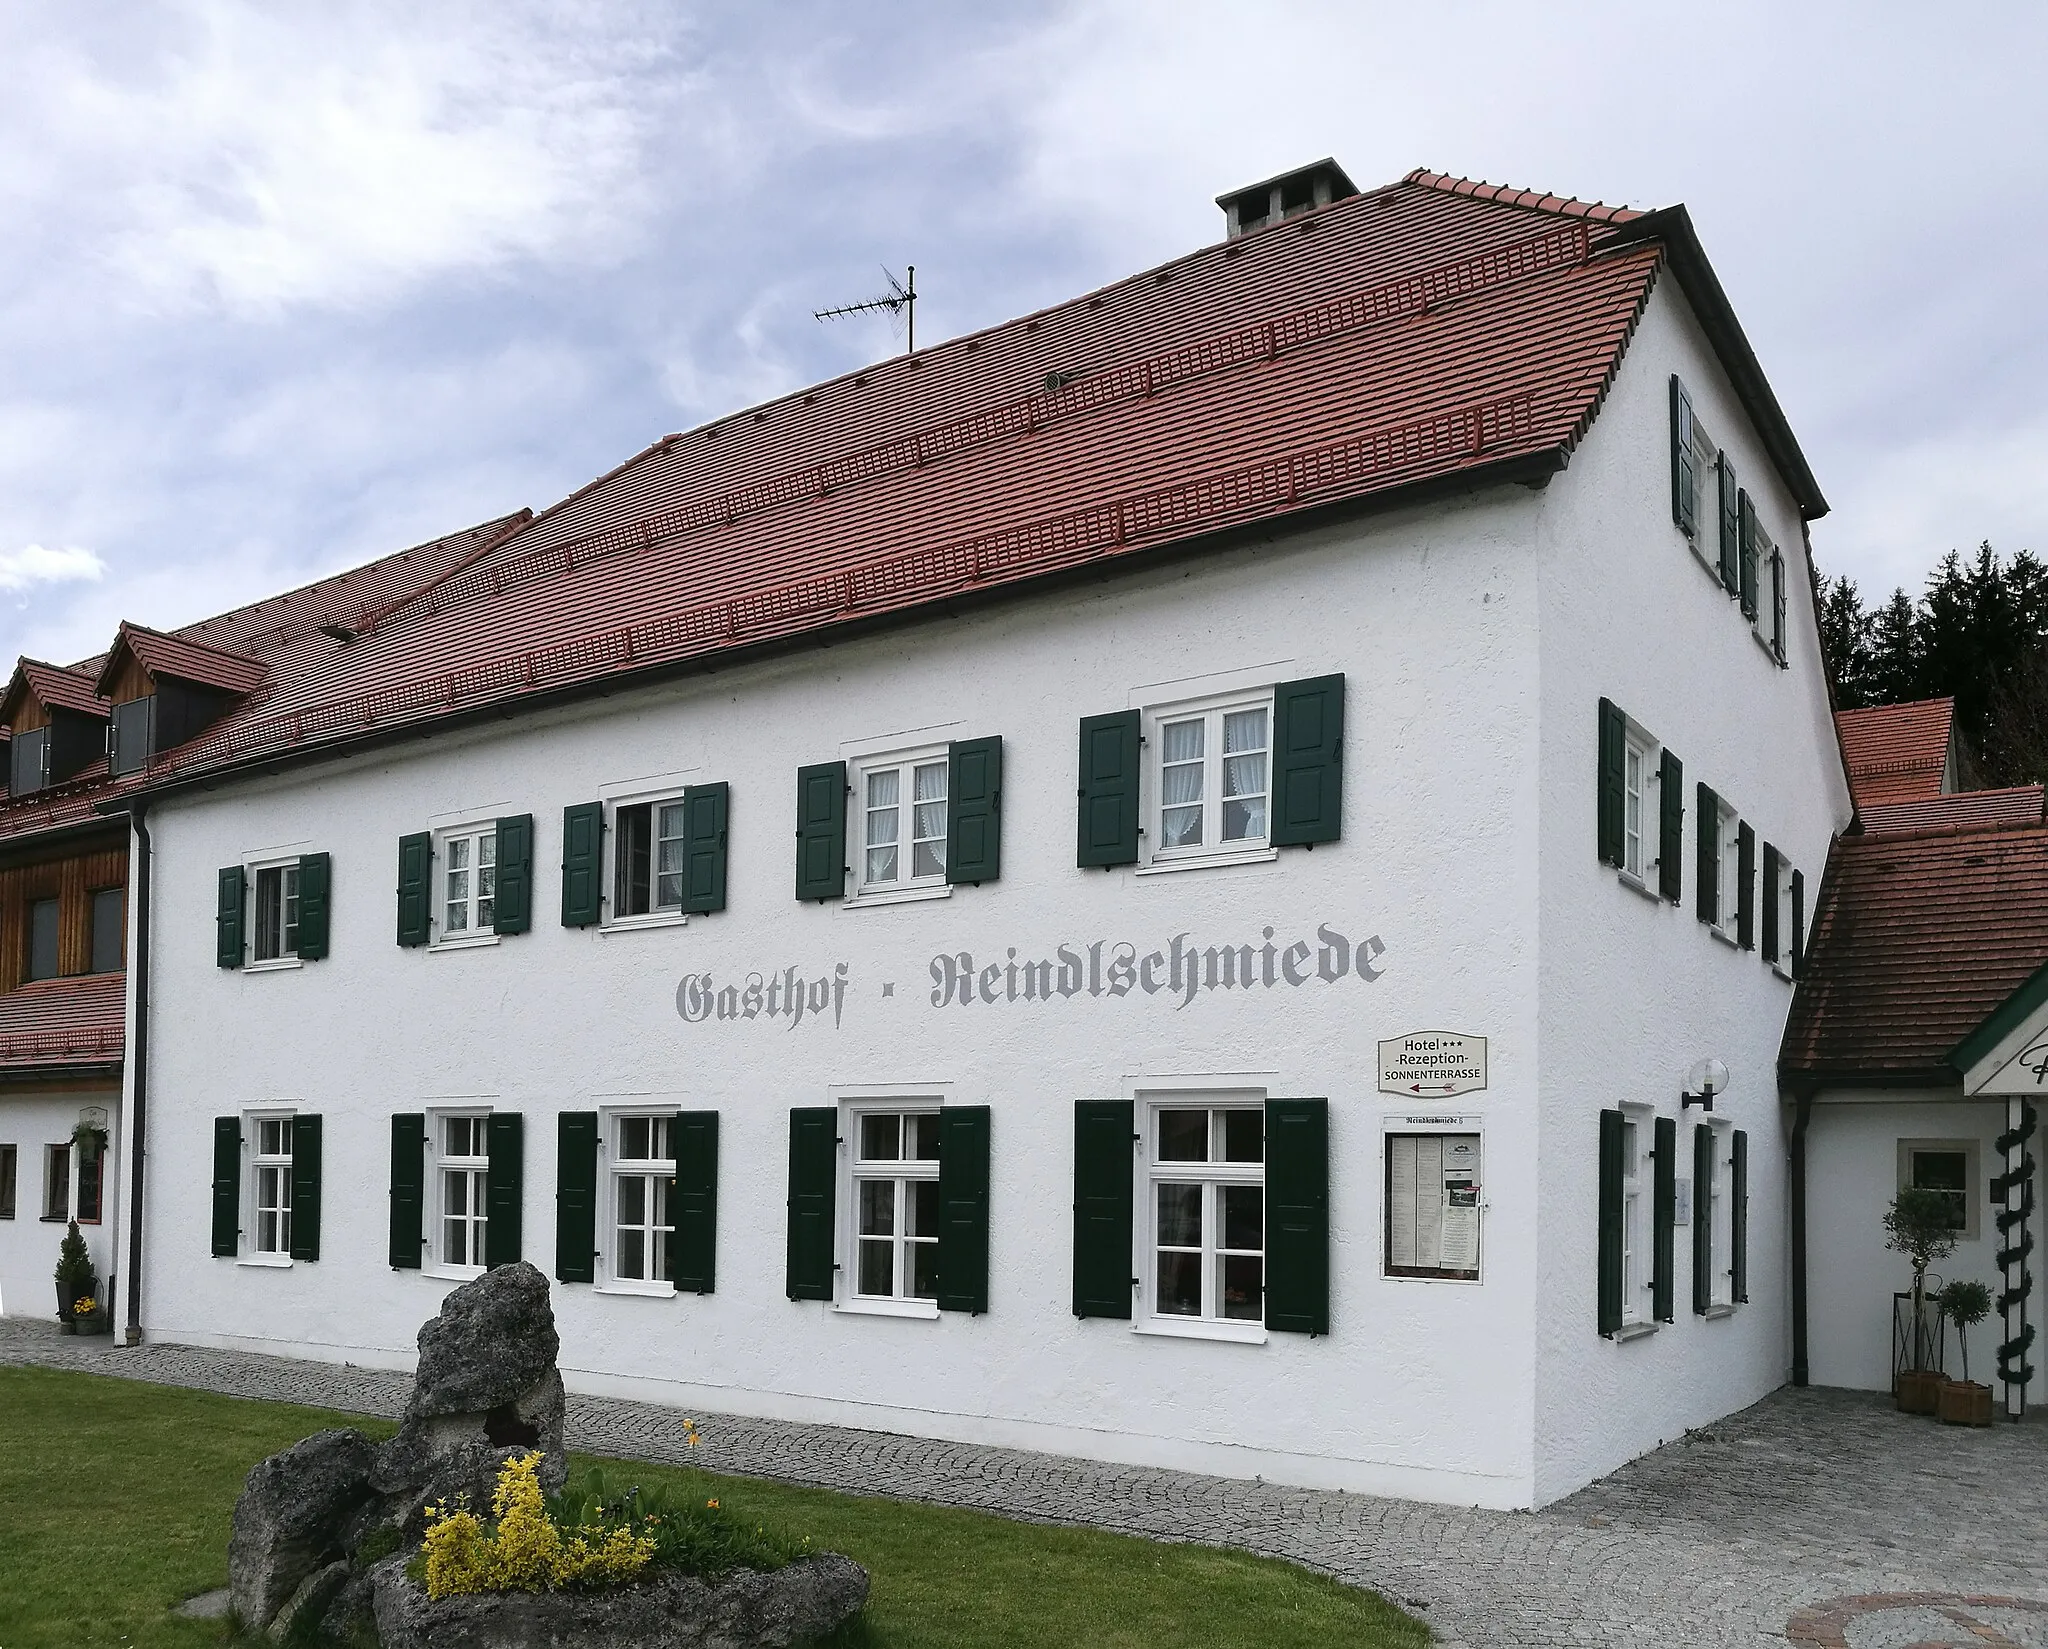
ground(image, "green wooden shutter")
xmin=1072 ymin=1100 xmax=1134 ymax=1317
xmin=396 ymin=834 xmax=432 ymax=948
xmin=794 ymin=763 xmax=847 ymax=902
xmin=493 ymin=813 xmax=534 ymax=935
xmin=486 ymin=1112 xmax=523 ymax=1268
xmin=1075 ymin=711 xmax=1141 ymax=868
xmin=560 ymin=802 xmax=605 ymax=927
xmin=294 ymin=852 xmax=331 ymax=961
xmin=1791 ymin=869 xmax=1806 ymax=979
xmin=1271 ymin=674 xmax=1345 ymax=846
xmin=1265 ymin=1098 xmax=1329 ymax=1335
xmin=1691 ymin=1123 xmax=1712 ymax=1315
xmin=1658 ymin=749 xmax=1684 ymax=903
xmin=1737 ymin=822 xmax=1756 ymax=950
xmin=1760 ymin=843 xmax=1781 ymax=962
xmin=1669 ymin=376 xmax=1697 ymax=535
xmin=389 ymin=1113 xmax=425 ymax=1270
xmin=680 ymin=783 xmax=729 ymax=914
xmin=289 ymin=1114 xmax=322 ymax=1262
xmin=555 ymin=1112 xmax=598 ymax=1283
xmin=1731 ymin=1130 xmax=1749 ymax=1303
xmin=671 ymin=1111 xmax=719 ymax=1294
xmin=1597 ymin=1109 xmax=1625 ymax=1335
xmin=1652 ymin=1115 xmax=1676 ymax=1323
xmin=211 ymin=1116 xmax=241 ymax=1257
xmin=1738 ymin=496 xmax=1760 ymax=619
xmin=1695 ymin=784 xmax=1719 ymax=925
xmin=1772 ymin=554 xmax=1788 ymax=664
xmin=1718 ymin=458 xmax=1741 ymax=592
xmin=1596 ymin=698 xmax=1626 ymax=865
xmin=945 ymin=738 xmax=1003 ymax=885
xmin=216 ymin=867 xmax=245 ymax=969
xmin=786 ymin=1107 xmax=837 ymax=1300
xmin=937 ymin=1105 xmax=991 ymax=1313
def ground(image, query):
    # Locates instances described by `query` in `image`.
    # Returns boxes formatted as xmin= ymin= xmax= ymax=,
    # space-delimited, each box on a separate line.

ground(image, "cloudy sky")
xmin=2 ymin=0 xmax=2042 ymax=667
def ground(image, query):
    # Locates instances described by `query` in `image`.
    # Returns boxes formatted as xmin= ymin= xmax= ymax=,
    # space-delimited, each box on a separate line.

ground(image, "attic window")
xmin=9 ymin=727 xmax=49 ymax=796
xmin=109 ymin=698 xmax=155 ymax=777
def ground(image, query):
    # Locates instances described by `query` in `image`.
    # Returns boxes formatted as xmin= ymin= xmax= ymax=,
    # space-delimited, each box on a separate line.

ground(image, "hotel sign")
xmin=1378 ymin=1032 xmax=1488 ymax=1098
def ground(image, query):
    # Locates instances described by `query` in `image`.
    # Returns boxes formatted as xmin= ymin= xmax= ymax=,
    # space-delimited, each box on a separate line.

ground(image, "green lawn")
xmin=0 ymin=1367 xmax=1428 ymax=1649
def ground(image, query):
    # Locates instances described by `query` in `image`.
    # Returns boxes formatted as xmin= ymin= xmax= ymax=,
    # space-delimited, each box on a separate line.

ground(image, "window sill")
xmin=244 ymin=956 xmax=304 ymax=975
xmin=835 ymin=1296 xmax=939 ymax=1320
xmin=601 ymin=912 xmax=688 ymax=936
xmin=1702 ymin=1303 xmax=1737 ymax=1320
xmin=1616 ymin=869 xmax=1664 ymax=903
xmin=1133 ymin=1315 xmax=1267 ymax=1345
xmin=1773 ymin=962 xmax=1795 ymax=983
xmin=1608 ymin=1320 xmax=1658 ymax=1342
xmin=595 ymin=1279 xmax=677 ymax=1299
xmin=844 ymin=883 xmax=952 ymax=911
xmin=429 ymin=933 xmax=500 ymax=953
xmin=1708 ymin=924 xmax=1741 ymax=950
xmin=237 ymin=1253 xmax=293 ymax=1270
xmin=425 ymin=1264 xmax=486 ymax=1283
xmin=1135 ymin=846 xmax=1278 ymax=878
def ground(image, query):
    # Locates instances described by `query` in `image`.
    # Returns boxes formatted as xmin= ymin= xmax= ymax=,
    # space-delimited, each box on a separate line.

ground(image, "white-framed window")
xmin=441 ymin=827 xmax=497 ymax=938
xmin=613 ymin=798 xmax=689 ymax=920
xmin=1899 ymin=1138 xmax=1978 ymax=1243
xmin=251 ymin=1116 xmax=294 ymax=1257
xmin=1771 ymin=853 xmax=1797 ymax=975
xmin=1144 ymin=691 xmax=1273 ymax=869
xmin=1619 ymin=1106 xmax=1651 ymax=1326
xmin=1622 ymin=724 xmax=1665 ymax=884
xmin=1384 ymin=1131 xmax=1481 ymax=1282
xmin=850 ymin=1106 xmax=941 ymax=1304
xmin=1714 ymin=799 xmax=1742 ymax=934
xmin=1767 ymin=549 xmax=1788 ymax=665
xmin=856 ymin=751 xmax=949 ymax=895
xmin=434 ymin=1112 xmax=490 ymax=1273
xmin=42 ymin=1142 xmax=71 ymax=1221
xmin=0 ymin=1142 xmax=15 ymax=1220
xmin=1706 ymin=1121 xmax=1734 ymax=1308
xmin=611 ymin=1112 xmax=676 ymax=1288
xmin=1145 ymin=1100 xmax=1265 ymax=1326
xmin=251 ymin=861 xmax=300 ymax=963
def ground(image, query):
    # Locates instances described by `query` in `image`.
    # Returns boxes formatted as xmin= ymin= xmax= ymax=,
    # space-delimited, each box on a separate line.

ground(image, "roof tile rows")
xmin=1858 ymin=785 xmax=2045 ymax=835
xmin=1780 ymin=820 xmax=2048 ymax=1083
xmin=97 ymin=624 xmax=268 ymax=698
xmin=0 ymin=973 xmax=125 ymax=1071
xmin=1835 ymin=698 xmax=1954 ymax=809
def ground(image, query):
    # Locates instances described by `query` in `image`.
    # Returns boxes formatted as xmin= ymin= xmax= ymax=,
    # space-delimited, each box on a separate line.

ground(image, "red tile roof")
xmin=111 ymin=173 xmax=1693 ymax=788
xmin=0 ymin=973 xmax=124 ymax=1072
xmin=1835 ymin=698 xmax=1954 ymax=809
xmin=1 ymin=658 xmax=108 ymax=725
xmin=1780 ymin=820 xmax=2048 ymax=1083
xmin=1859 ymin=785 xmax=2044 ymax=835
xmin=93 ymin=623 xmax=267 ymax=699
xmin=1401 ymin=169 xmax=1646 ymax=224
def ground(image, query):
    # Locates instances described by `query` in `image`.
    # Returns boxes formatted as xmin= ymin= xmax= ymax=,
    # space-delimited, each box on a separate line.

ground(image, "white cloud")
xmin=0 ymin=545 xmax=106 ymax=594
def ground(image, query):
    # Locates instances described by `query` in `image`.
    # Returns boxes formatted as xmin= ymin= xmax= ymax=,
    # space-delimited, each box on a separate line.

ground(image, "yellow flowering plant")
xmin=72 ymin=1297 xmax=98 ymax=1317
xmin=420 ymin=1453 xmax=656 ymax=1599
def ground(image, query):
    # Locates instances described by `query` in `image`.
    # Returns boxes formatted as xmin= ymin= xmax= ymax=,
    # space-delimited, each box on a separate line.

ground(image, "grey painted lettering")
xmin=1357 ymin=934 xmax=1387 ymax=981
xmin=979 ymin=963 xmax=1003 ymax=1003
xmin=743 ymin=974 xmax=764 ymax=1019
xmin=833 ymin=962 xmax=849 ymax=1028
xmin=1088 ymin=940 xmax=1104 ymax=996
xmin=716 ymin=985 xmax=739 ymax=1020
xmin=1282 ymin=941 xmax=1311 ymax=986
xmin=1022 ymin=959 xmax=1053 ymax=999
xmin=765 ymin=972 xmax=782 ymax=1018
xmin=808 ymin=978 xmax=831 ymax=1019
xmin=1139 ymin=950 xmax=1166 ymax=994
xmin=1261 ymin=927 xmax=1278 ymax=987
xmin=1169 ymin=933 xmax=1199 ymax=1010
xmin=1317 ymin=924 xmax=1350 ymax=981
xmin=1005 ymin=948 xmax=1019 ymax=1002
xmin=1107 ymin=943 xmax=1137 ymax=997
xmin=1057 ymin=945 xmax=1084 ymax=998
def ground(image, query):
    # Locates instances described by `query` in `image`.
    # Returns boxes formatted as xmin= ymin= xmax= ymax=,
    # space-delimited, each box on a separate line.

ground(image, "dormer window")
xmin=9 ymin=728 xmax=49 ymax=796
xmin=109 ymin=698 xmax=155 ymax=776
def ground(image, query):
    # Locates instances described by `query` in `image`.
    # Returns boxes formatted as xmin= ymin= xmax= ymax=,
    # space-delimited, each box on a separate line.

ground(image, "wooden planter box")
xmin=1895 ymin=1368 xmax=1946 ymax=1414
xmin=1938 ymin=1379 xmax=1995 ymax=1427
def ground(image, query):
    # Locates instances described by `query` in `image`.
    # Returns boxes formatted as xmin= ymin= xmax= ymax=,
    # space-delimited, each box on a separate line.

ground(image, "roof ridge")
xmin=1846 ymin=815 xmax=2048 ymax=849
xmin=1401 ymin=169 xmax=1645 ymax=224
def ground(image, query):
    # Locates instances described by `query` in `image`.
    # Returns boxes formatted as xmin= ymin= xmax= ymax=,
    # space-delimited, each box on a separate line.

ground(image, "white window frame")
xmin=1687 ymin=420 xmax=1723 ymax=577
xmin=243 ymin=1110 xmax=296 ymax=1267
xmin=846 ymin=746 xmax=953 ymax=908
xmin=1771 ymin=854 xmax=1797 ymax=979
xmin=247 ymin=856 xmax=303 ymax=971
xmin=427 ymin=1108 xmax=491 ymax=1278
xmin=1712 ymin=799 xmax=1743 ymax=939
xmin=1135 ymin=1089 xmax=1268 ymax=1343
xmin=1705 ymin=1119 xmax=1735 ymax=1310
xmin=598 ymin=771 xmax=699 ymax=934
xmin=1137 ymin=689 xmax=1278 ymax=875
xmin=42 ymin=1141 xmax=72 ymax=1222
xmin=1618 ymin=1103 xmax=1654 ymax=1330
xmin=832 ymin=1093 xmax=944 ymax=1318
xmin=601 ymin=1107 xmax=679 ymax=1296
xmin=1616 ymin=719 xmax=1666 ymax=897
xmin=432 ymin=823 xmax=499 ymax=951
xmin=1899 ymin=1138 xmax=1979 ymax=1244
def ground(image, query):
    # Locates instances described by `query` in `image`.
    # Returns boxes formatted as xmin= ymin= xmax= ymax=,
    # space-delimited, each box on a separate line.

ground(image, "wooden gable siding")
xmin=9 ymin=692 xmax=50 ymax=734
xmin=107 ymin=653 xmax=153 ymax=706
xmin=0 ymin=845 xmax=126 ymax=991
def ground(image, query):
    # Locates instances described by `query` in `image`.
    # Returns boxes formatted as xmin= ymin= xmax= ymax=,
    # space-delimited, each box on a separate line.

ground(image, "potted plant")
xmin=53 ymin=1220 xmax=97 ymax=1333
xmin=1935 ymin=1279 xmax=1996 ymax=1426
xmin=1884 ymin=1187 xmax=1958 ymax=1413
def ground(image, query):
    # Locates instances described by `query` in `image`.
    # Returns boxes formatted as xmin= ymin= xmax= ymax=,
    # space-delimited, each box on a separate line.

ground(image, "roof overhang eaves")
xmin=1607 ymin=206 xmax=1827 ymax=519
xmin=105 ymin=446 xmax=1569 ymax=811
xmin=0 ymin=1058 xmax=124 ymax=1085
xmin=1776 ymin=1063 xmax=1967 ymax=1091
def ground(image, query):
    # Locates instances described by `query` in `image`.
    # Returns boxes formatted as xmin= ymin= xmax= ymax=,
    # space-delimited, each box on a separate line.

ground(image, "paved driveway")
xmin=6 ymin=1319 xmax=2043 ymax=1646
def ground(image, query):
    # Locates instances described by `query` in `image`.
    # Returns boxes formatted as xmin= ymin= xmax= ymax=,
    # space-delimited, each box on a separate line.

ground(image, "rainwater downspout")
xmin=1789 ymin=1087 xmax=1814 ymax=1386
xmin=124 ymin=802 xmax=152 ymax=1345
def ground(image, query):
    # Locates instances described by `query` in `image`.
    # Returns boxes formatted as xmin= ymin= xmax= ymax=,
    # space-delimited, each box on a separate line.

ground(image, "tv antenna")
xmin=813 ymin=265 xmax=917 ymax=355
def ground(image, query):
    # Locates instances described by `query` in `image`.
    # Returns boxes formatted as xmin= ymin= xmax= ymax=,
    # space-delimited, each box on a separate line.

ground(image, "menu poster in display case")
xmin=1386 ymin=1131 xmax=1481 ymax=1280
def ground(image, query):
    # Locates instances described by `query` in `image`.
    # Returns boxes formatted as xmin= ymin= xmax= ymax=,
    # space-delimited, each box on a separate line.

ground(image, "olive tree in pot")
xmin=1936 ymin=1279 xmax=1996 ymax=1426
xmin=1884 ymin=1187 xmax=1958 ymax=1414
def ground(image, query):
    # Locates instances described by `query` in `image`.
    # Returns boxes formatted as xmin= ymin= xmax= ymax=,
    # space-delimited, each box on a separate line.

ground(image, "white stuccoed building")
xmin=103 ymin=163 xmax=1850 ymax=1509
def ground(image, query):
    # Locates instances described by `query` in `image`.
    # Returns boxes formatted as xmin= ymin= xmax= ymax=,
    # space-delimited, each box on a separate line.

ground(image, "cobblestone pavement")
xmin=6 ymin=1319 xmax=2044 ymax=1647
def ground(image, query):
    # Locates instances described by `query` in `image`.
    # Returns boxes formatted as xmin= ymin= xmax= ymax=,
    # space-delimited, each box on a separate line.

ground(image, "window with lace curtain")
xmin=856 ymin=750 xmax=949 ymax=894
xmin=1145 ymin=691 xmax=1273 ymax=867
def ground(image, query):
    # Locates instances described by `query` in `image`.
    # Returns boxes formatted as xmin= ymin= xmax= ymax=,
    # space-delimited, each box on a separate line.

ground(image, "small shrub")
xmin=550 ymin=1466 xmax=811 ymax=1581
xmin=1938 ymin=1278 xmax=1995 ymax=1383
xmin=421 ymin=1452 xmax=656 ymax=1599
xmin=54 ymin=1221 xmax=94 ymax=1288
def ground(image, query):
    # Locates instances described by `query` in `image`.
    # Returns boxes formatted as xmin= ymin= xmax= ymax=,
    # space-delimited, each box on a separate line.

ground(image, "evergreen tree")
xmin=1818 ymin=576 xmax=1873 ymax=707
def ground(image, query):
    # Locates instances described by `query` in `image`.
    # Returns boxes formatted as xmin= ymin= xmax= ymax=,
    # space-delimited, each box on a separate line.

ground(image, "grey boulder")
xmin=373 ymin=1554 xmax=871 ymax=1649
xmin=228 ymin=1427 xmax=379 ymax=1631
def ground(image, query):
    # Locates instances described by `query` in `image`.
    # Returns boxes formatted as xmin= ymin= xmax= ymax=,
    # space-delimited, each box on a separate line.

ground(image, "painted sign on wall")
xmin=1378 ymin=1032 xmax=1488 ymax=1097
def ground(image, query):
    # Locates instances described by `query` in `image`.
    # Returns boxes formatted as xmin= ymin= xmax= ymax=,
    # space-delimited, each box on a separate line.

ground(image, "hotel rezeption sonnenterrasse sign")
xmin=1378 ymin=1032 xmax=1488 ymax=1098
